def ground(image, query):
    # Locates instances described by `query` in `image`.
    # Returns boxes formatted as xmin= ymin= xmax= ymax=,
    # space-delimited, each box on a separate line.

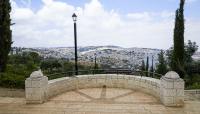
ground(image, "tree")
xmin=140 ymin=60 xmax=145 ymax=71
xmin=185 ymin=40 xmax=198 ymax=63
xmin=172 ymin=0 xmax=185 ymax=78
xmin=29 ymin=52 xmax=40 ymax=64
xmin=40 ymin=59 xmax=62 ymax=73
xmin=166 ymin=47 xmax=174 ymax=69
xmin=62 ymin=61 xmax=74 ymax=72
xmin=0 ymin=0 xmax=12 ymax=72
xmin=146 ymin=56 xmax=149 ymax=76
xmin=150 ymin=56 xmax=154 ymax=77
xmin=94 ymin=55 xmax=98 ymax=70
xmin=140 ymin=60 xmax=145 ymax=76
xmin=52 ymin=60 xmax=62 ymax=70
xmin=156 ymin=50 xmax=168 ymax=76
xmin=167 ymin=40 xmax=198 ymax=71
xmin=40 ymin=60 xmax=50 ymax=72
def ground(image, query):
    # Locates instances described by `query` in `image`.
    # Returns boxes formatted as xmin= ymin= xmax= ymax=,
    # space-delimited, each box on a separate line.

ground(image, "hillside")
xmin=11 ymin=46 xmax=163 ymax=69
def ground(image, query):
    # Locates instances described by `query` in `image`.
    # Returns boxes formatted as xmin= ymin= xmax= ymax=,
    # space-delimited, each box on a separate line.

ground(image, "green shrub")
xmin=185 ymin=73 xmax=200 ymax=89
xmin=0 ymin=63 xmax=38 ymax=89
xmin=0 ymin=52 xmax=39 ymax=89
xmin=186 ymin=82 xmax=200 ymax=89
xmin=0 ymin=73 xmax=25 ymax=88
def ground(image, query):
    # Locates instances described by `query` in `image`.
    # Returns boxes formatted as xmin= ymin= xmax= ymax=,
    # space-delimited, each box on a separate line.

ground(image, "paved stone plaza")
xmin=0 ymin=87 xmax=200 ymax=114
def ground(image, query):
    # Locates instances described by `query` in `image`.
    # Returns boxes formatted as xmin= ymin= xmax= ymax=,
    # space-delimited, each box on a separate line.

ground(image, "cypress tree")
xmin=146 ymin=56 xmax=149 ymax=76
xmin=94 ymin=54 xmax=98 ymax=69
xmin=0 ymin=0 xmax=12 ymax=72
xmin=140 ymin=60 xmax=145 ymax=76
xmin=150 ymin=56 xmax=154 ymax=77
xmin=173 ymin=0 xmax=185 ymax=78
xmin=156 ymin=50 xmax=167 ymax=76
xmin=141 ymin=60 xmax=145 ymax=71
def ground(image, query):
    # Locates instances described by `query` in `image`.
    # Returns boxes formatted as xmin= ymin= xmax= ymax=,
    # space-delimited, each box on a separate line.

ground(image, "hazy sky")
xmin=11 ymin=0 xmax=200 ymax=49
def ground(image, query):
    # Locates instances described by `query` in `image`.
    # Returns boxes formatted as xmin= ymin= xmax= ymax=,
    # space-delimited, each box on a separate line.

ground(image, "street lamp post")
xmin=72 ymin=13 xmax=78 ymax=75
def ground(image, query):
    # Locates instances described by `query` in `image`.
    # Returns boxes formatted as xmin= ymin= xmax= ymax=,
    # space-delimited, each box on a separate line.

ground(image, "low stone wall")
xmin=185 ymin=89 xmax=200 ymax=99
xmin=26 ymin=71 xmax=185 ymax=107
xmin=48 ymin=74 xmax=161 ymax=99
xmin=0 ymin=87 xmax=25 ymax=97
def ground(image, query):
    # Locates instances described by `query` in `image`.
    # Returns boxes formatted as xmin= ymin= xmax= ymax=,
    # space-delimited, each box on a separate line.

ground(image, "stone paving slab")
xmin=0 ymin=87 xmax=200 ymax=114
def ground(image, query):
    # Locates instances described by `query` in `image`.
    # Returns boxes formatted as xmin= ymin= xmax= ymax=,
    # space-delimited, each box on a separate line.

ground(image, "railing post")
xmin=160 ymin=71 xmax=184 ymax=107
xmin=25 ymin=70 xmax=48 ymax=104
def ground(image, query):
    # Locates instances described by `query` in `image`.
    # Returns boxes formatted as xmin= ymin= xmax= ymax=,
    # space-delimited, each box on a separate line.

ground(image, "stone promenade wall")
xmin=0 ymin=87 xmax=25 ymax=97
xmin=48 ymin=74 xmax=161 ymax=99
xmin=26 ymin=71 xmax=184 ymax=106
xmin=185 ymin=89 xmax=200 ymax=99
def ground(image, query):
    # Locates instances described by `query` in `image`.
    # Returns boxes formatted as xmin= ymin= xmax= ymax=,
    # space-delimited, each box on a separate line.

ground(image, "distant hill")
xmin=11 ymin=46 xmax=164 ymax=69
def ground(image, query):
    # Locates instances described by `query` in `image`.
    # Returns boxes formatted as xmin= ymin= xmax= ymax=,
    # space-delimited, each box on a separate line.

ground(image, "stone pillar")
xmin=25 ymin=70 xmax=48 ymax=104
xmin=160 ymin=71 xmax=184 ymax=106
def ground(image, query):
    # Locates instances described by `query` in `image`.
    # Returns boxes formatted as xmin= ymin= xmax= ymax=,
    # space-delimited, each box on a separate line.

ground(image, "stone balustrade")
xmin=25 ymin=71 xmax=185 ymax=107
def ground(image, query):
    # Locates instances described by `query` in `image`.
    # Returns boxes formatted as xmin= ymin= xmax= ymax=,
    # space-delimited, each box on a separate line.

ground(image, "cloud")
xmin=11 ymin=0 xmax=200 ymax=50
xmin=126 ymin=12 xmax=152 ymax=21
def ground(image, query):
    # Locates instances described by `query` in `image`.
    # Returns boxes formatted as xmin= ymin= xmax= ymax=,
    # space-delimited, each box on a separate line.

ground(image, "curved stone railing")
xmin=25 ymin=71 xmax=184 ymax=107
xmin=48 ymin=74 xmax=161 ymax=99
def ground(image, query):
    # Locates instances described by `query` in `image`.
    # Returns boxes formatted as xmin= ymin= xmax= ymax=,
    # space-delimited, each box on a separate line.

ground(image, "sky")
xmin=11 ymin=0 xmax=200 ymax=49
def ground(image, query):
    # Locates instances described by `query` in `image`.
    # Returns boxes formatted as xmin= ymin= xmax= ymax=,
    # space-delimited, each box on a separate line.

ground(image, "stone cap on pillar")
xmin=164 ymin=71 xmax=179 ymax=79
xmin=161 ymin=71 xmax=183 ymax=81
xmin=30 ymin=70 xmax=44 ymax=78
